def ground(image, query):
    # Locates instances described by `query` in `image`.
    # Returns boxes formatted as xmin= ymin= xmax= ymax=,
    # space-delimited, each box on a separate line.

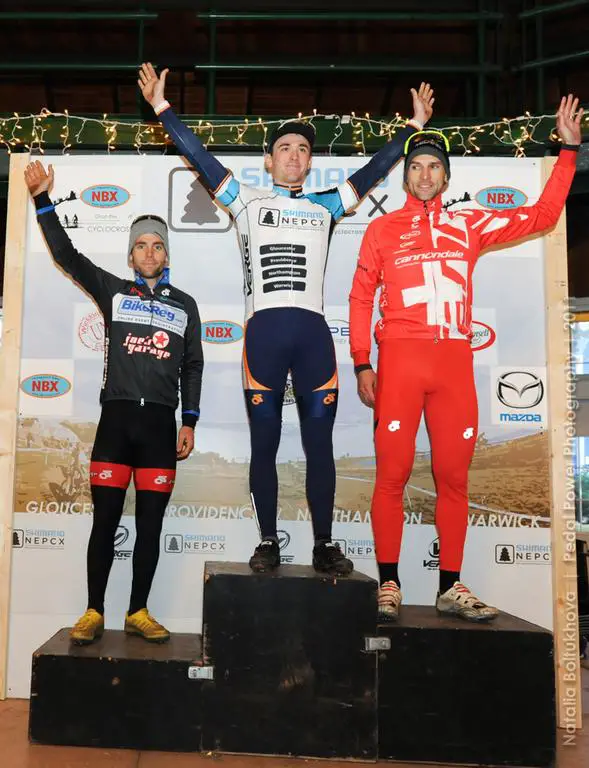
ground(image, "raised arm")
xmin=139 ymin=62 xmax=233 ymax=195
xmin=473 ymin=94 xmax=583 ymax=252
xmin=24 ymin=161 xmax=120 ymax=305
xmin=344 ymin=83 xmax=435 ymax=207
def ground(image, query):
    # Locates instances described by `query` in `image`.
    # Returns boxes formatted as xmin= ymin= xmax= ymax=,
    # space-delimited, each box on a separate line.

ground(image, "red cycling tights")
xmin=371 ymin=339 xmax=478 ymax=572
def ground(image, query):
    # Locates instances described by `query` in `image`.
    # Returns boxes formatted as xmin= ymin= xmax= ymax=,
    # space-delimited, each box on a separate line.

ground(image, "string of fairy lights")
xmin=0 ymin=108 xmax=587 ymax=156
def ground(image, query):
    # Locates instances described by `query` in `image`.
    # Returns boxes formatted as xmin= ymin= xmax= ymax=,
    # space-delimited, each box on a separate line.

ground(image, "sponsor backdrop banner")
xmin=8 ymin=154 xmax=551 ymax=696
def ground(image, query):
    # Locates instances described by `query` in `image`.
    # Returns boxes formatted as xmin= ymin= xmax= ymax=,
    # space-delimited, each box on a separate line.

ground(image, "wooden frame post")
xmin=0 ymin=153 xmax=29 ymax=699
xmin=543 ymin=156 xmax=583 ymax=731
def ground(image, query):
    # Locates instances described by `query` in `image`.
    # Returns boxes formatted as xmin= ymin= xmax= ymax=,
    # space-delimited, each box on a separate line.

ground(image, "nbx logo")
xmin=92 ymin=190 xmax=119 ymax=203
xmin=33 ymin=380 xmax=59 ymax=393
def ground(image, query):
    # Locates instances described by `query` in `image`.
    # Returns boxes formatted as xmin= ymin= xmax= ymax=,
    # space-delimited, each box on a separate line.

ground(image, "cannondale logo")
xmin=496 ymin=371 xmax=544 ymax=409
xmin=277 ymin=530 xmax=291 ymax=550
xmin=388 ymin=420 xmax=401 ymax=432
xmin=463 ymin=427 xmax=474 ymax=439
xmin=114 ymin=526 xmax=129 ymax=547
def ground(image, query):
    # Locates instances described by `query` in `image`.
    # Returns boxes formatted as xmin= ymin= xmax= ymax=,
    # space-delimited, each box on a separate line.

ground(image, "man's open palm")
xmin=556 ymin=94 xmax=584 ymax=145
xmin=24 ymin=160 xmax=54 ymax=197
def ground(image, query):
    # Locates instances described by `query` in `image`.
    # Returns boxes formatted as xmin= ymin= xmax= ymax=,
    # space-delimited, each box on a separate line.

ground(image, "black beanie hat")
xmin=267 ymin=120 xmax=316 ymax=154
xmin=404 ymin=131 xmax=451 ymax=183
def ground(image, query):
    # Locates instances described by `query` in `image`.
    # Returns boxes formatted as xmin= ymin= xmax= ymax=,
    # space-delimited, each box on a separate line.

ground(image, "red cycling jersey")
xmin=349 ymin=148 xmax=577 ymax=367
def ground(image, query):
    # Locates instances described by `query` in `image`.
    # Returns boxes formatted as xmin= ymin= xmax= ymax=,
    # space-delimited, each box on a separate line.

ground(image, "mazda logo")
xmin=114 ymin=526 xmax=129 ymax=547
xmin=496 ymin=371 xmax=544 ymax=409
xmin=277 ymin=530 xmax=290 ymax=550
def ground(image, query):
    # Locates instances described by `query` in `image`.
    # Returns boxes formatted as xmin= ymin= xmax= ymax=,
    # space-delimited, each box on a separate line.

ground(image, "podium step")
xmin=202 ymin=562 xmax=379 ymax=760
xmin=29 ymin=628 xmax=204 ymax=751
xmin=377 ymin=606 xmax=555 ymax=767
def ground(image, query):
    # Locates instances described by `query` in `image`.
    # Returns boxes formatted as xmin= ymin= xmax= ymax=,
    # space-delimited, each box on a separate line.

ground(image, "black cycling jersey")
xmin=34 ymin=191 xmax=203 ymax=427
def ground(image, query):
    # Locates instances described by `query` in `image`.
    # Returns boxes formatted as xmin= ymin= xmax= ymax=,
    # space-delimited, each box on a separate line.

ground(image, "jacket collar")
xmin=401 ymin=192 xmax=444 ymax=216
xmin=134 ymin=266 xmax=170 ymax=293
xmin=273 ymin=183 xmax=304 ymax=198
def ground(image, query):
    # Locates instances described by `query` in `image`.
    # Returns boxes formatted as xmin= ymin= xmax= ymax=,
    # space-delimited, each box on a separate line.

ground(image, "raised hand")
xmin=138 ymin=62 xmax=169 ymax=108
xmin=556 ymin=94 xmax=584 ymax=146
xmin=24 ymin=160 xmax=54 ymax=197
xmin=410 ymin=82 xmax=434 ymax=127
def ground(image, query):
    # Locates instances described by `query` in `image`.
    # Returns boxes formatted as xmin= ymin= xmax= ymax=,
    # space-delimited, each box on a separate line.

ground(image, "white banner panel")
xmin=8 ymin=151 xmax=551 ymax=697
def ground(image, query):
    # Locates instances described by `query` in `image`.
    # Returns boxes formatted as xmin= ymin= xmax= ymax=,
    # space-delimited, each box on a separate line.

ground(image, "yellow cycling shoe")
xmin=124 ymin=608 xmax=170 ymax=643
xmin=70 ymin=609 xmax=104 ymax=645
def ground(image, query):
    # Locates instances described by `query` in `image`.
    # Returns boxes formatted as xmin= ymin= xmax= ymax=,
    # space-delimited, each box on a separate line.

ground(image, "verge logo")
xmin=423 ymin=538 xmax=440 ymax=570
xmin=81 ymin=184 xmax=130 ymax=208
xmin=21 ymin=374 xmax=71 ymax=398
xmin=114 ymin=525 xmax=132 ymax=561
xmin=277 ymin=529 xmax=294 ymax=563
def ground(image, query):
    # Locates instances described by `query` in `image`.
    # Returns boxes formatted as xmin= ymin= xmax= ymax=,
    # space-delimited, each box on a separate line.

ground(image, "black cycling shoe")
xmin=249 ymin=539 xmax=281 ymax=573
xmin=312 ymin=541 xmax=354 ymax=576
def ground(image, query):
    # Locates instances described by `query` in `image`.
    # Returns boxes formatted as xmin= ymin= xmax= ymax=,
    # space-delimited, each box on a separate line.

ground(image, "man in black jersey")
xmin=25 ymin=160 xmax=204 ymax=644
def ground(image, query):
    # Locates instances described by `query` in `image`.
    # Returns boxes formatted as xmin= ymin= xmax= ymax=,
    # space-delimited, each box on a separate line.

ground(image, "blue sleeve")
xmin=346 ymin=124 xmax=417 ymax=200
xmin=306 ymin=189 xmax=345 ymax=219
xmin=159 ymin=106 xmax=234 ymax=195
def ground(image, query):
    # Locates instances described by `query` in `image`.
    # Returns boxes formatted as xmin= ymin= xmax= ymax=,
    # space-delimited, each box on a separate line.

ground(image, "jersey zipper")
xmin=423 ymin=199 xmax=439 ymax=344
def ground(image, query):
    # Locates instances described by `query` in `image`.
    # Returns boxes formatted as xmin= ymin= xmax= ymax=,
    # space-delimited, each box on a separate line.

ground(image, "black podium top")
xmin=204 ymin=560 xmax=376 ymax=583
xmin=33 ymin=628 xmax=202 ymax=661
xmin=378 ymin=604 xmax=552 ymax=634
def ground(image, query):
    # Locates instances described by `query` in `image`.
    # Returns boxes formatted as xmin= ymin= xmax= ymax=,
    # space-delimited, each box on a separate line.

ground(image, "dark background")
xmin=1 ymin=0 xmax=588 ymax=298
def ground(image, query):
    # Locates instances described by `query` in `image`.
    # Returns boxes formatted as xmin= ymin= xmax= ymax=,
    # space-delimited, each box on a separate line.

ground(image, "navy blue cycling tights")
xmin=243 ymin=308 xmax=338 ymax=542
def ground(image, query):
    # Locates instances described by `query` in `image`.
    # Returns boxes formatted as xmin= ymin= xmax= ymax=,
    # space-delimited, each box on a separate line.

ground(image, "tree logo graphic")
xmin=495 ymin=544 xmax=515 ymax=564
xmin=181 ymin=178 xmax=221 ymax=226
xmin=165 ymin=534 xmax=184 ymax=553
xmin=13 ymin=530 xmax=24 ymax=548
xmin=258 ymin=207 xmax=280 ymax=227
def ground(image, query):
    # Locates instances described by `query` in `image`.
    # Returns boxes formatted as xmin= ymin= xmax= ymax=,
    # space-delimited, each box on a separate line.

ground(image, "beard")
xmin=136 ymin=264 xmax=165 ymax=279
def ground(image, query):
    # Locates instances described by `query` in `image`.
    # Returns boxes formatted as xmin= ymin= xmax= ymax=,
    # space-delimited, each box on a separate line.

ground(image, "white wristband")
xmin=406 ymin=118 xmax=424 ymax=131
xmin=153 ymin=100 xmax=170 ymax=116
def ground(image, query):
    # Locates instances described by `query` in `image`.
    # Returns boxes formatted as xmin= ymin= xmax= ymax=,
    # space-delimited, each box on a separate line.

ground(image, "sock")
xmin=314 ymin=535 xmax=332 ymax=546
xmin=378 ymin=562 xmax=399 ymax=587
xmin=439 ymin=570 xmax=461 ymax=594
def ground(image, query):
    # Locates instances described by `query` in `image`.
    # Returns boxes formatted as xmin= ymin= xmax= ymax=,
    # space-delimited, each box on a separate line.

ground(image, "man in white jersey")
xmin=139 ymin=62 xmax=433 ymax=574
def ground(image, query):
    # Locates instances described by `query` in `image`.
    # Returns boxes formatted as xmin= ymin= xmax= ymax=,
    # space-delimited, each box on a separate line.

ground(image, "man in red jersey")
xmin=349 ymin=94 xmax=583 ymax=622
